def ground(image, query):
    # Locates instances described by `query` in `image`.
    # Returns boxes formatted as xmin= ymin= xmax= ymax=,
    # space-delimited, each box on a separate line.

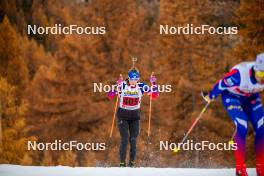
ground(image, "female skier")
xmin=108 ymin=68 xmax=158 ymax=167
xmin=203 ymin=53 xmax=264 ymax=176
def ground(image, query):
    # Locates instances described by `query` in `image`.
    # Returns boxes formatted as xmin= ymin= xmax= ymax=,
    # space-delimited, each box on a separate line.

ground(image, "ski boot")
xmin=236 ymin=164 xmax=248 ymax=176
xmin=257 ymin=164 xmax=264 ymax=176
xmin=128 ymin=160 xmax=136 ymax=167
xmin=119 ymin=162 xmax=126 ymax=167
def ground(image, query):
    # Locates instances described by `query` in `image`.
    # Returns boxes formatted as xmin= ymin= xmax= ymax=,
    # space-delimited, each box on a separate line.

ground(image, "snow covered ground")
xmin=0 ymin=164 xmax=257 ymax=176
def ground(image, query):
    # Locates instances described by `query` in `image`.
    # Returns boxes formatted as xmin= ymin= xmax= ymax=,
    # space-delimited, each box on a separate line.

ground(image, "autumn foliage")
xmin=0 ymin=0 xmax=263 ymax=167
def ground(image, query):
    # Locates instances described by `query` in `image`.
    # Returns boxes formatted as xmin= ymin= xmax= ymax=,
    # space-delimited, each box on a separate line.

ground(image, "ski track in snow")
xmin=0 ymin=164 xmax=257 ymax=176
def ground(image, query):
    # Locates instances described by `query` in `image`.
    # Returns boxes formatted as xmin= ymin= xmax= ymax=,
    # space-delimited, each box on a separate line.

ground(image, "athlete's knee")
xmin=120 ymin=137 xmax=128 ymax=145
xmin=255 ymin=120 xmax=264 ymax=141
xmin=235 ymin=118 xmax=248 ymax=136
xmin=130 ymin=122 xmax=140 ymax=140
xmin=130 ymin=136 xmax=137 ymax=145
xmin=256 ymin=116 xmax=264 ymax=131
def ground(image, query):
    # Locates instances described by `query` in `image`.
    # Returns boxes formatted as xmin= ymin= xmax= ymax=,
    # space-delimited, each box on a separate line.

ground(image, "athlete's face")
xmin=255 ymin=71 xmax=264 ymax=84
xmin=129 ymin=80 xmax=138 ymax=85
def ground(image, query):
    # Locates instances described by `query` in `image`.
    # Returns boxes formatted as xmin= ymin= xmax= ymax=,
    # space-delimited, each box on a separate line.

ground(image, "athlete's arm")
xmin=108 ymin=81 xmax=124 ymax=100
xmin=139 ymin=82 xmax=159 ymax=99
xmin=108 ymin=90 xmax=116 ymax=100
xmin=208 ymin=69 xmax=241 ymax=100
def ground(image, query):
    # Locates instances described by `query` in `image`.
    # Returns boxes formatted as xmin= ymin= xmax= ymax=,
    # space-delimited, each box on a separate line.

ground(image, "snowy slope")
xmin=0 ymin=164 xmax=257 ymax=176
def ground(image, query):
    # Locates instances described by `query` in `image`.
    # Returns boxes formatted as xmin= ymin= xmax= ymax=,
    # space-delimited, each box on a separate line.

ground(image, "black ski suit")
xmin=117 ymin=107 xmax=140 ymax=163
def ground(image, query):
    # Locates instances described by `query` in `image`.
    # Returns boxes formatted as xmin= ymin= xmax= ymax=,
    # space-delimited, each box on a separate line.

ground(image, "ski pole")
xmin=173 ymin=102 xmax=210 ymax=153
xmin=109 ymin=74 xmax=122 ymax=138
xmin=147 ymin=72 xmax=154 ymax=137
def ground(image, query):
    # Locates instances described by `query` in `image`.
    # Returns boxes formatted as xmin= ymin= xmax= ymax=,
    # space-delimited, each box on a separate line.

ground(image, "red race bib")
xmin=122 ymin=97 xmax=139 ymax=106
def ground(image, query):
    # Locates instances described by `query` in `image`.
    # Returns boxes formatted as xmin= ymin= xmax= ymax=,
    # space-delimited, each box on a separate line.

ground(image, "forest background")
xmin=0 ymin=0 xmax=263 ymax=167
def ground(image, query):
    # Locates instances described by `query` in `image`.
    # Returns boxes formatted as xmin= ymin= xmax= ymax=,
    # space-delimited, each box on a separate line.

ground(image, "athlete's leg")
xmin=245 ymin=94 xmax=264 ymax=175
xmin=117 ymin=119 xmax=129 ymax=165
xmin=128 ymin=120 xmax=140 ymax=166
xmin=221 ymin=92 xmax=249 ymax=173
